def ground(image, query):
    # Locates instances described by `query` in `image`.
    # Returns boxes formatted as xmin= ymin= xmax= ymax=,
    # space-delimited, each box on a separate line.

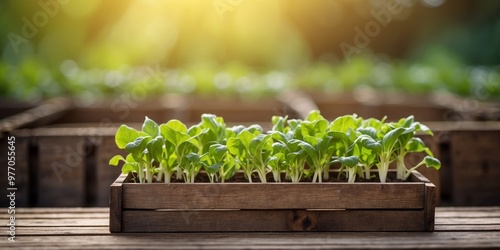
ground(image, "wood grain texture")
xmin=111 ymin=172 xmax=432 ymax=232
xmin=0 ymin=207 xmax=498 ymax=249
xmin=121 ymin=209 xmax=426 ymax=232
xmin=121 ymin=178 xmax=425 ymax=210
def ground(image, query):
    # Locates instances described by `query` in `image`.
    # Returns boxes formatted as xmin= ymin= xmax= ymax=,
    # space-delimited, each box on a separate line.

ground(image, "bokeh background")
xmin=1 ymin=0 xmax=499 ymax=101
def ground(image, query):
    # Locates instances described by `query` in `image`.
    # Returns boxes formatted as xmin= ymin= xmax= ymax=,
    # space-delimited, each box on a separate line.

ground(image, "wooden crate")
xmin=110 ymin=171 xmax=436 ymax=232
xmin=425 ymin=121 xmax=500 ymax=206
xmin=183 ymin=96 xmax=301 ymax=123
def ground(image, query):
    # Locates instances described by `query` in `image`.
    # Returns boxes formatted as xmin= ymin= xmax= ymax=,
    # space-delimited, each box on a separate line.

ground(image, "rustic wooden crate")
xmin=425 ymin=121 xmax=500 ymax=206
xmin=110 ymin=171 xmax=436 ymax=233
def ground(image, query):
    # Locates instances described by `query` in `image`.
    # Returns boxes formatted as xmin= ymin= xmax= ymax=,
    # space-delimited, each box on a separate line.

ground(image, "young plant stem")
xmin=156 ymin=169 xmax=163 ymax=182
xmin=243 ymin=159 xmax=253 ymax=183
xmin=138 ymin=162 xmax=144 ymax=183
xmin=403 ymin=161 xmax=426 ymax=180
xmin=347 ymin=168 xmax=356 ymax=183
xmin=363 ymin=164 xmax=371 ymax=179
xmin=272 ymin=170 xmax=281 ymax=182
xmin=378 ymin=154 xmax=390 ymax=183
xmin=164 ymin=170 xmax=172 ymax=183
xmin=145 ymin=162 xmax=153 ymax=183
xmin=257 ymin=169 xmax=267 ymax=183
xmin=396 ymin=153 xmax=406 ymax=180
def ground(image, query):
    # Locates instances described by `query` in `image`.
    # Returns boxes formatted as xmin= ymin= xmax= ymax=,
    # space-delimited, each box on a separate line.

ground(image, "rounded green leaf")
xmin=109 ymin=155 xmax=125 ymax=166
xmin=424 ymin=156 xmax=441 ymax=170
xmin=339 ymin=156 xmax=359 ymax=168
xmin=115 ymin=125 xmax=139 ymax=149
xmin=125 ymin=136 xmax=150 ymax=155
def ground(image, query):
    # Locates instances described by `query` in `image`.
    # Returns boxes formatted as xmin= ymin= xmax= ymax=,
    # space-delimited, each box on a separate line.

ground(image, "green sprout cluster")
xmin=109 ymin=111 xmax=441 ymax=183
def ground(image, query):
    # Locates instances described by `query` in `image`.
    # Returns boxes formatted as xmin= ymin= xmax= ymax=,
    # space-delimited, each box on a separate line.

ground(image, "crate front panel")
xmin=121 ymin=209 xmax=426 ymax=232
xmin=121 ymin=182 xmax=426 ymax=210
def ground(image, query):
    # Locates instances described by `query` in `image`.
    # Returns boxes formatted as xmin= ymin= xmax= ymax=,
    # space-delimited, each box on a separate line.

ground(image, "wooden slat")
xmin=0 ymin=212 xmax=108 ymax=219
xmin=110 ymin=174 xmax=125 ymax=233
xmin=121 ymin=209 xmax=425 ymax=232
xmin=435 ymin=224 xmax=500 ymax=231
xmin=15 ymin=227 xmax=110 ymax=236
xmin=15 ymin=207 xmax=109 ymax=213
xmin=0 ymin=207 xmax=499 ymax=248
xmin=121 ymin=180 xmax=425 ymax=210
xmin=435 ymin=217 xmax=500 ymax=225
xmin=15 ymin=218 xmax=109 ymax=226
xmin=424 ymin=182 xmax=436 ymax=231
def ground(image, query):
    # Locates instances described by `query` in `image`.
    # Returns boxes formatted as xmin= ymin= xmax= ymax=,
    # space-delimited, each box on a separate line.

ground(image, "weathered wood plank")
xmin=14 ymin=207 xmax=109 ymax=213
xmin=36 ymin=136 xmax=87 ymax=206
xmin=1 ymin=232 xmax=499 ymax=249
xmin=435 ymin=224 xmax=500 ymax=231
xmin=0 ymin=213 xmax=109 ymax=219
xmin=13 ymin=218 xmax=109 ymax=226
xmin=121 ymin=180 xmax=425 ymax=210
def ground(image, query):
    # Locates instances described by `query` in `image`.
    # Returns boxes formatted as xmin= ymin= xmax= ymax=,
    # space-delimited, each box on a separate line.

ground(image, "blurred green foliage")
xmin=0 ymin=1 xmax=499 ymax=102
xmin=1 ymin=53 xmax=498 ymax=102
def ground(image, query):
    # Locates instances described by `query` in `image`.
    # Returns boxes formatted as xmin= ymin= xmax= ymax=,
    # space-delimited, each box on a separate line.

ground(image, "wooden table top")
xmin=1 ymin=207 xmax=499 ymax=249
